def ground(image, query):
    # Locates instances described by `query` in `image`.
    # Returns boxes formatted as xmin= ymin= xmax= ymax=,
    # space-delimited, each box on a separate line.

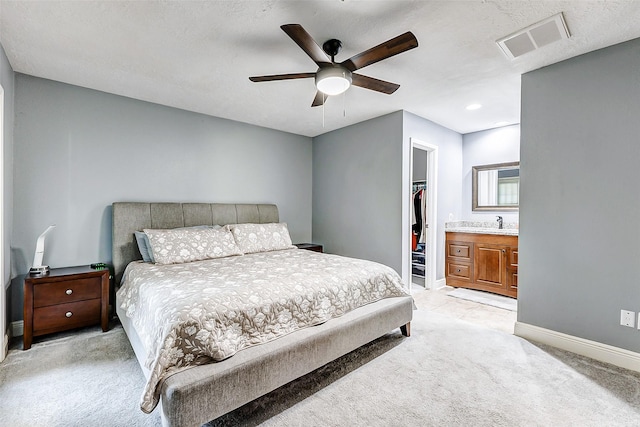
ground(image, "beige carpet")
xmin=0 ymin=325 xmax=161 ymax=426
xmin=2 ymin=309 xmax=640 ymax=426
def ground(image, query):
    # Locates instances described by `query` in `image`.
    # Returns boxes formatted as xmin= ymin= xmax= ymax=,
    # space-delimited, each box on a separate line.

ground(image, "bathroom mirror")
xmin=472 ymin=161 xmax=519 ymax=211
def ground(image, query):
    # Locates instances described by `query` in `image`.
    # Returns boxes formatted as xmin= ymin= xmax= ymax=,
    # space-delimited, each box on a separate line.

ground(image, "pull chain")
xmin=343 ymin=91 xmax=346 ymax=117
xmin=322 ymin=93 xmax=325 ymax=127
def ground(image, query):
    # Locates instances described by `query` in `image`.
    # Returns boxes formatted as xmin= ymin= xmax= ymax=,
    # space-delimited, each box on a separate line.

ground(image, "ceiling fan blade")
xmin=281 ymin=24 xmax=332 ymax=66
xmin=351 ymin=73 xmax=400 ymax=94
xmin=311 ymin=91 xmax=326 ymax=107
xmin=341 ymin=32 xmax=418 ymax=72
xmin=249 ymin=72 xmax=315 ymax=82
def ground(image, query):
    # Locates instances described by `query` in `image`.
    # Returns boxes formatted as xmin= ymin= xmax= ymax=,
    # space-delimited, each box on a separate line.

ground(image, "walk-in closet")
xmin=411 ymin=147 xmax=428 ymax=287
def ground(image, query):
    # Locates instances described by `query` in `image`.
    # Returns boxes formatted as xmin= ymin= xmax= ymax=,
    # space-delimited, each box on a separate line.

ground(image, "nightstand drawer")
xmin=33 ymin=299 xmax=101 ymax=333
xmin=33 ymin=277 xmax=102 ymax=308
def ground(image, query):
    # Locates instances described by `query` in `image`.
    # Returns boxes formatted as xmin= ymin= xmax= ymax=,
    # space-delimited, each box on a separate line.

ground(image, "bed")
xmin=113 ymin=202 xmax=413 ymax=427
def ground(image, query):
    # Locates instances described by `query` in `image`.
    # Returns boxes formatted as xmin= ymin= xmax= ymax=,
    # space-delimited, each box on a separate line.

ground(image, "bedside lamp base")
xmin=29 ymin=265 xmax=50 ymax=276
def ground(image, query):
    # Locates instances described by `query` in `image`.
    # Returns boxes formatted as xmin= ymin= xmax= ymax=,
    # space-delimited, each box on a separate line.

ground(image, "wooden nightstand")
xmin=294 ymin=243 xmax=323 ymax=253
xmin=23 ymin=265 xmax=110 ymax=350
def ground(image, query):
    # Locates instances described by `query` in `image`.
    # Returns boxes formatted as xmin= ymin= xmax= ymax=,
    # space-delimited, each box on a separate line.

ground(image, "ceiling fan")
xmin=249 ymin=24 xmax=418 ymax=107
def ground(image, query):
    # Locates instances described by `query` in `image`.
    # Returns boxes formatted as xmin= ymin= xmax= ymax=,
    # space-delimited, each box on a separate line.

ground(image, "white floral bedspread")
xmin=117 ymin=248 xmax=408 ymax=413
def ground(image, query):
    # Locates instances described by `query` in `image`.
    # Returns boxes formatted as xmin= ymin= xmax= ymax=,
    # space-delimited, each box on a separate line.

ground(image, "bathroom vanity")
xmin=445 ymin=224 xmax=518 ymax=298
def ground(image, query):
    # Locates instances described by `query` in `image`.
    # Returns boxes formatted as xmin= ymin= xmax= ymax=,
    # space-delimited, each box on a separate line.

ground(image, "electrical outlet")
xmin=620 ymin=310 xmax=635 ymax=328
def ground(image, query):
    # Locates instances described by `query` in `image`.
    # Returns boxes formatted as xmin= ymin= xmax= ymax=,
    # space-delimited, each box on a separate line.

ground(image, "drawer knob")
xmin=65 ymin=289 xmax=73 ymax=295
xmin=457 ymin=269 xmax=461 ymax=273
xmin=456 ymin=249 xmax=460 ymax=253
xmin=65 ymin=312 xmax=73 ymax=318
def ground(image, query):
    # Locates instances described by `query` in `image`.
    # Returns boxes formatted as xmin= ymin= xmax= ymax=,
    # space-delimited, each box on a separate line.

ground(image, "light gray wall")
xmin=403 ymin=111 xmax=463 ymax=281
xmin=312 ymin=110 xmax=463 ymax=284
xmin=1 ymin=42 xmax=15 ymax=330
xmin=312 ymin=111 xmax=404 ymax=273
xmin=519 ymin=38 xmax=640 ymax=352
xmin=12 ymin=74 xmax=312 ymax=321
xmin=461 ymin=125 xmax=520 ymax=223
xmin=412 ymin=147 xmax=427 ymax=181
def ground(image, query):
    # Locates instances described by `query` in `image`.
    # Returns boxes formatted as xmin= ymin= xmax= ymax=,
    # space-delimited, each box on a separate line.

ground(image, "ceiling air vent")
xmin=497 ymin=12 xmax=570 ymax=60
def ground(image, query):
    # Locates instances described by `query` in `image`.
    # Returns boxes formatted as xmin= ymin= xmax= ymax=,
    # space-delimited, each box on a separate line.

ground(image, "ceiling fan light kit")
xmin=316 ymin=66 xmax=352 ymax=96
xmin=250 ymin=24 xmax=418 ymax=107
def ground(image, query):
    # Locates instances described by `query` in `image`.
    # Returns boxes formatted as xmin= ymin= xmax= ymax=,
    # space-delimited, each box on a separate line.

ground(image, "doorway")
xmin=402 ymin=138 xmax=437 ymax=291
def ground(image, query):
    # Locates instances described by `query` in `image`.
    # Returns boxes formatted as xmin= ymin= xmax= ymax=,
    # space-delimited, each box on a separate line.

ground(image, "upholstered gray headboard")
xmin=112 ymin=202 xmax=279 ymax=285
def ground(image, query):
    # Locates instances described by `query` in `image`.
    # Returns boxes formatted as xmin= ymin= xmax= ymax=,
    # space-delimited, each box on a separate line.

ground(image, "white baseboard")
xmin=11 ymin=320 xmax=23 ymax=338
xmin=433 ymin=278 xmax=446 ymax=290
xmin=515 ymin=321 xmax=640 ymax=373
xmin=2 ymin=333 xmax=7 ymax=362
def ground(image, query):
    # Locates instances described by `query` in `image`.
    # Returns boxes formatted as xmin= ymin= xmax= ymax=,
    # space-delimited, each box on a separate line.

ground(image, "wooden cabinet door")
xmin=474 ymin=244 xmax=506 ymax=289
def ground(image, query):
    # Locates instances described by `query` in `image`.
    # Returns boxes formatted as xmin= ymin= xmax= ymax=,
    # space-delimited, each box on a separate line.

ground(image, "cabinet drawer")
xmin=448 ymin=243 xmax=471 ymax=260
xmin=448 ymin=263 xmax=471 ymax=279
xmin=33 ymin=299 xmax=101 ymax=333
xmin=510 ymin=250 xmax=518 ymax=267
xmin=33 ymin=277 xmax=102 ymax=308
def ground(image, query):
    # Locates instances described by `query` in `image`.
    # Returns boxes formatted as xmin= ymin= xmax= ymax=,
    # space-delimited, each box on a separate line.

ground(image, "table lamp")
xmin=29 ymin=225 xmax=56 ymax=275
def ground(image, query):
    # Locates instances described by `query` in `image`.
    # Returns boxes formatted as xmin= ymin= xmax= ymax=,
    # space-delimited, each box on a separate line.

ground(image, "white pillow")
xmin=229 ymin=223 xmax=295 ymax=254
xmin=143 ymin=226 xmax=242 ymax=265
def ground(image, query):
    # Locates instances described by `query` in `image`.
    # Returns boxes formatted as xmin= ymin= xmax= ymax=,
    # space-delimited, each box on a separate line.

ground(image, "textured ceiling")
xmin=1 ymin=1 xmax=640 ymax=137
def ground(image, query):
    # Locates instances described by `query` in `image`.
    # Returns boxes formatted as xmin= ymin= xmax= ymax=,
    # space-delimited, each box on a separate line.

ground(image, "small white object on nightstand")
xmin=29 ymin=225 xmax=55 ymax=276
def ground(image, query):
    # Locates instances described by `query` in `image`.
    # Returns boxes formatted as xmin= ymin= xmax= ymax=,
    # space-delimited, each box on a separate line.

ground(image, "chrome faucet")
xmin=496 ymin=216 xmax=503 ymax=229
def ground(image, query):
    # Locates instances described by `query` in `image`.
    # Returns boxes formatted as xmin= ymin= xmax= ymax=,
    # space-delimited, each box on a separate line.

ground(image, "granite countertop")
xmin=445 ymin=221 xmax=519 ymax=236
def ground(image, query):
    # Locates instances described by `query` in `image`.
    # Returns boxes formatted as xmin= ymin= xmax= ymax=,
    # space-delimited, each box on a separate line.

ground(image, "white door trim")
xmin=402 ymin=137 xmax=438 ymax=291
xmin=0 ymin=86 xmax=5 ymax=362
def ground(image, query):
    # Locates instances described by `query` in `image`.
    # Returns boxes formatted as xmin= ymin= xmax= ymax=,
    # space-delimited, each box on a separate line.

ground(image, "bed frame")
xmin=112 ymin=202 xmax=413 ymax=427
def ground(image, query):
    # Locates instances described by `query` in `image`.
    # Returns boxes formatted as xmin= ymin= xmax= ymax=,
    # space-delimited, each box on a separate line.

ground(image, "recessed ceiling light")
xmin=466 ymin=104 xmax=482 ymax=111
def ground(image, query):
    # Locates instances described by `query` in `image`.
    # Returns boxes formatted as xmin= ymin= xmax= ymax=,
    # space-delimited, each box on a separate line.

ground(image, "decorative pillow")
xmin=229 ymin=222 xmax=295 ymax=254
xmin=143 ymin=226 xmax=242 ymax=265
xmin=134 ymin=231 xmax=155 ymax=263
xmin=135 ymin=225 xmax=222 ymax=263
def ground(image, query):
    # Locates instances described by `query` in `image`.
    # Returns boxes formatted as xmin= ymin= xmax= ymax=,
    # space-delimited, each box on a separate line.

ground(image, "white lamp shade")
xmin=316 ymin=67 xmax=352 ymax=96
